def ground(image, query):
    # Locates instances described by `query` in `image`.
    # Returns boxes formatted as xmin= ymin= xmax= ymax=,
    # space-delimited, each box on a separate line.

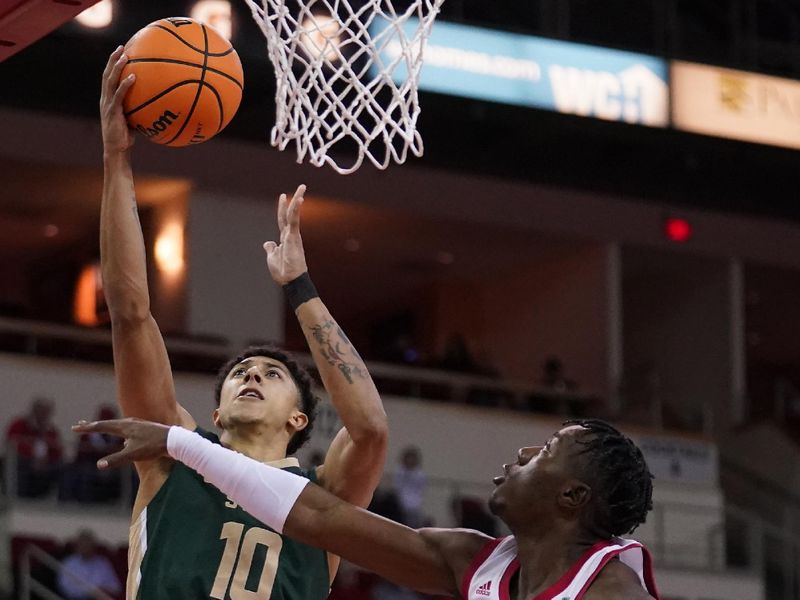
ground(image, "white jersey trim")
xmin=127 ymin=506 xmax=148 ymax=600
xmin=462 ymin=536 xmax=659 ymax=600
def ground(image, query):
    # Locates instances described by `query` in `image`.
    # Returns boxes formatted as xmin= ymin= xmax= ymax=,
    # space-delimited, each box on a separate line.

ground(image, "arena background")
xmin=0 ymin=1 xmax=799 ymax=599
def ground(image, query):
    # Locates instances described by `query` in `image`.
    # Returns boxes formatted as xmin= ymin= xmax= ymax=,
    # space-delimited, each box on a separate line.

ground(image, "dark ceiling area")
xmin=1 ymin=0 xmax=799 ymax=223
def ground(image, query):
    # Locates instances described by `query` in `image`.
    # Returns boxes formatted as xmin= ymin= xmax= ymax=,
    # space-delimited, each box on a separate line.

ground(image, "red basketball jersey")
xmin=461 ymin=536 xmax=659 ymax=600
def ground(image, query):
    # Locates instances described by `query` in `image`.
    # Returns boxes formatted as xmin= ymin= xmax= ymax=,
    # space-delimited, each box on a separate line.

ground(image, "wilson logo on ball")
xmin=136 ymin=110 xmax=180 ymax=138
xmin=121 ymin=17 xmax=243 ymax=147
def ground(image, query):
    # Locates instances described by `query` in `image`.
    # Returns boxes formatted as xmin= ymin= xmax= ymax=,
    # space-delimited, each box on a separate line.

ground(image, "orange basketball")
xmin=120 ymin=17 xmax=244 ymax=147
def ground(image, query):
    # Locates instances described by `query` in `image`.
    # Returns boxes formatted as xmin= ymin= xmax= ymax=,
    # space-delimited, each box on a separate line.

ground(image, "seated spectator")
xmin=392 ymin=446 xmax=427 ymax=528
xmin=369 ymin=313 xmax=422 ymax=366
xmin=328 ymin=561 xmax=375 ymax=600
xmin=371 ymin=578 xmax=424 ymax=600
xmin=367 ymin=487 xmax=404 ymax=523
xmin=435 ymin=333 xmax=479 ymax=373
xmin=383 ymin=333 xmax=421 ymax=366
xmin=60 ymin=405 xmax=123 ymax=503
xmin=539 ymin=356 xmax=576 ymax=393
xmin=6 ymin=397 xmax=63 ymax=498
xmin=526 ymin=355 xmax=596 ymax=417
xmin=307 ymin=448 xmax=326 ymax=469
xmin=453 ymin=496 xmax=497 ymax=537
xmin=57 ymin=529 xmax=122 ymax=600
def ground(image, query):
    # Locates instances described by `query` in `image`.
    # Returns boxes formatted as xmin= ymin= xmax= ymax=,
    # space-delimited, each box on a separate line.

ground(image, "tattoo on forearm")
xmin=309 ymin=320 xmax=368 ymax=384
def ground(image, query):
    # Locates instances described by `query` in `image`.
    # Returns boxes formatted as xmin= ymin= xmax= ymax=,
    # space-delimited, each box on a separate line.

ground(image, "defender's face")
xmin=216 ymin=356 xmax=302 ymax=429
xmin=488 ymin=425 xmax=587 ymax=521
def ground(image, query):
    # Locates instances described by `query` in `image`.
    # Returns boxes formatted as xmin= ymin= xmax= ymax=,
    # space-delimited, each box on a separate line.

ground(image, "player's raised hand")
xmin=72 ymin=417 xmax=170 ymax=468
xmin=264 ymin=184 xmax=309 ymax=285
xmin=100 ymin=45 xmax=136 ymax=155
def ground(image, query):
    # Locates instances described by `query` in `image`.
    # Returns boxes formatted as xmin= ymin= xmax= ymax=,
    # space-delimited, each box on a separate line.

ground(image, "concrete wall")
xmin=187 ymin=191 xmax=283 ymax=349
xmin=622 ymin=248 xmax=732 ymax=432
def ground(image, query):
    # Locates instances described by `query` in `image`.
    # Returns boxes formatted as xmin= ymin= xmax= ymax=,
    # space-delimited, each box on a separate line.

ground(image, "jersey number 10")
xmin=211 ymin=521 xmax=284 ymax=599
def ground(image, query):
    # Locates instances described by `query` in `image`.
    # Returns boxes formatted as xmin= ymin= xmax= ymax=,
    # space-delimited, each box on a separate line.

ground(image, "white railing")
xmin=0 ymin=315 xmax=602 ymax=416
xmin=721 ymin=461 xmax=800 ymax=600
xmin=19 ymin=544 xmax=115 ymax=600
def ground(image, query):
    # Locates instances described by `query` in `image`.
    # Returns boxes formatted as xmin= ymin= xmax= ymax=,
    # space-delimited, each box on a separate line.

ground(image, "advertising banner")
xmin=374 ymin=19 xmax=669 ymax=127
xmin=672 ymin=61 xmax=800 ymax=149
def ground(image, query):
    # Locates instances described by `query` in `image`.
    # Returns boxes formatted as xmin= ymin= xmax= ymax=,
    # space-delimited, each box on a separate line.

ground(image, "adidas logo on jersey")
xmin=476 ymin=581 xmax=492 ymax=596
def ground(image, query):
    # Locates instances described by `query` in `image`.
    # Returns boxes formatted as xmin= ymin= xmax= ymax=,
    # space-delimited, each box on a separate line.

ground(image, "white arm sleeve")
xmin=166 ymin=426 xmax=310 ymax=533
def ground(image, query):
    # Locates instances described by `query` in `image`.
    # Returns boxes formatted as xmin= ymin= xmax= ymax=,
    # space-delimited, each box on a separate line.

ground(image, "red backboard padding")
xmin=0 ymin=0 xmax=101 ymax=62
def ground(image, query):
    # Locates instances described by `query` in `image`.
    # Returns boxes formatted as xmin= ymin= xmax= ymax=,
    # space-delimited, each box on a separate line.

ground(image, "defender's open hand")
xmin=72 ymin=418 xmax=170 ymax=468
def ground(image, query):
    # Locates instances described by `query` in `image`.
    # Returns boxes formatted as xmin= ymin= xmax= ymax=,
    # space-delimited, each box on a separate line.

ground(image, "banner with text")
xmin=637 ymin=435 xmax=718 ymax=485
xmin=672 ymin=61 xmax=800 ymax=150
xmin=374 ymin=19 xmax=669 ymax=127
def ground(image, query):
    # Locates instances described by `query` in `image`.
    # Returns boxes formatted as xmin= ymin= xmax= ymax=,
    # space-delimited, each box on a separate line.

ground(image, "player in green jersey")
xmin=100 ymin=46 xmax=388 ymax=599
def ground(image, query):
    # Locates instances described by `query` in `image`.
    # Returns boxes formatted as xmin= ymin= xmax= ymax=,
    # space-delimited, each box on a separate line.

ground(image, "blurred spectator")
xmin=60 ymin=405 xmax=123 ymax=503
xmin=308 ymin=449 xmax=326 ymax=469
xmin=435 ymin=334 xmax=479 ymax=373
xmin=539 ymin=356 xmax=576 ymax=392
xmin=57 ymin=529 xmax=122 ymax=600
xmin=453 ymin=496 xmax=497 ymax=537
xmin=369 ymin=313 xmax=421 ymax=365
xmin=392 ymin=446 xmax=427 ymax=528
xmin=371 ymin=579 xmax=423 ymax=600
xmin=385 ymin=333 xmax=421 ymax=365
xmin=368 ymin=487 xmax=404 ymax=524
xmin=526 ymin=356 xmax=579 ymax=414
xmin=6 ymin=397 xmax=63 ymax=498
xmin=328 ymin=561 xmax=375 ymax=600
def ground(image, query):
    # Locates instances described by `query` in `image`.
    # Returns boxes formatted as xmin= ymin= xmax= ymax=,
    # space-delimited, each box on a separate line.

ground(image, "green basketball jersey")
xmin=128 ymin=428 xmax=329 ymax=600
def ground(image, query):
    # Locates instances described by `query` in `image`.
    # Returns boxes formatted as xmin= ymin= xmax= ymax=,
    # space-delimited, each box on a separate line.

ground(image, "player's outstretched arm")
xmin=264 ymin=185 xmax=387 ymax=508
xmin=100 ymin=47 xmax=194 ymax=431
xmin=73 ymin=419 xmax=488 ymax=595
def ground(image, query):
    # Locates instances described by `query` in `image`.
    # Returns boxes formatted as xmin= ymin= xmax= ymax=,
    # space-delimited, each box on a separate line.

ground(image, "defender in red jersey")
xmin=76 ymin=418 xmax=659 ymax=600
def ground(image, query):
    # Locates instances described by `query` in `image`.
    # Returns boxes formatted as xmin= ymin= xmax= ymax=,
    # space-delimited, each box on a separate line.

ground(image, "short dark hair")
xmin=566 ymin=419 xmax=654 ymax=536
xmin=214 ymin=345 xmax=319 ymax=455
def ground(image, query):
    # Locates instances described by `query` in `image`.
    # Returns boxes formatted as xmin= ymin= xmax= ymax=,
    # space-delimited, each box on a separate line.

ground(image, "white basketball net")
xmin=244 ymin=0 xmax=445 ymax=174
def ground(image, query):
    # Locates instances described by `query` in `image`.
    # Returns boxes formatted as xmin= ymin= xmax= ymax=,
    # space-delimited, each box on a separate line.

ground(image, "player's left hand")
xmin=264 ymin=184 xmax=309 ymax=286
xmin=72 ymin=418 xmax=170 ymax=468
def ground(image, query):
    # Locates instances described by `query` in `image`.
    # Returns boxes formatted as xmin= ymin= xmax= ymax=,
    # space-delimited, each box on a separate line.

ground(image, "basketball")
xmin=120 ymin=17 xmax=244 ymax=147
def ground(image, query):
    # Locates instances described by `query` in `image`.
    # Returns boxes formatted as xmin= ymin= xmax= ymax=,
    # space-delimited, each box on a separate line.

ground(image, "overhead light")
xmin=73 ymin=263 xmax=101 ymax=326
xmin=74 ymin=0 xmax=113 ymax=29
xmin=43 ymin=224 xmax=59 ymax=238
xmin=191 ymin=0 xmax=233 ymax=40
xmin=155 ymin=222 xmax=184 ymax=275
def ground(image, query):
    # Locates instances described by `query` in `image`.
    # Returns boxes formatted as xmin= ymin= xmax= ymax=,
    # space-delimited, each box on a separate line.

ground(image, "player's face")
xmin=488 ymin=425 xmax=587 ymax=526
xmin=215 ymin=356 xmax=306 ymax=433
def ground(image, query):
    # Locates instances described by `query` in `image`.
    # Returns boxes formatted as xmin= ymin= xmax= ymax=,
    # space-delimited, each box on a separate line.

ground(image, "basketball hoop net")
xmin=243 ymin=0 xmax=444 ymax=174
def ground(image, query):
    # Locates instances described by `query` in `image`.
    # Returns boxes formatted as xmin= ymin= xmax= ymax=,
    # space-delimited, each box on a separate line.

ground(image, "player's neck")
xmin=219 ymin=428 xmax=289 ymax=463
xmin=514 ymin=529 xmax=599 ymax=599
